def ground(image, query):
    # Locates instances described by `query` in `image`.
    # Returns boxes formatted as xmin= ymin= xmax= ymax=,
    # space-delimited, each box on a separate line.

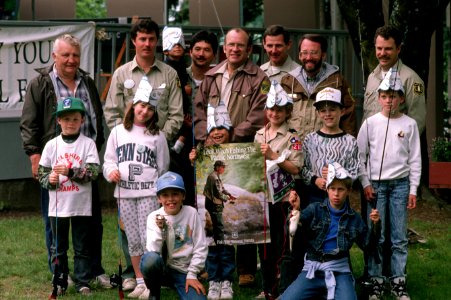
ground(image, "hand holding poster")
xmin=195 ymin=142 xmax=270 ymax=246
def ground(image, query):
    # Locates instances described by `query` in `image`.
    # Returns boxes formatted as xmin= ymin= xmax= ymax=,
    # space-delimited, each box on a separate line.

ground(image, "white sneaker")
xmin=96 ymin=273 xmax=113 ymax=289
xmin=138 ymin=288 xmax=150 ymax=299
xmin=67 ymin=275 xmax=74 ymax=287
xmin=128 ymin=283 xmax=147 ymax=298
xmin=123 ymin=277 xmax=137 ymax=291
xmin=207 ymin=281 xmax=221 ymax=300
xmin=220 ymin=280 xmax=233 ymax=299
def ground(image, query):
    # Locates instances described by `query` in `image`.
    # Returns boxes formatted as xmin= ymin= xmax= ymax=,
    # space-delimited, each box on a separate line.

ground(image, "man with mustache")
xmin=187 ymin=30 xmax=218 ymax=105
xmin=363 ymin=25 xmax=425 ymax=133
xmin=280 ymin=34 xmax=356 ymax=141
xmin=261 ymin=24 xmax=300 ymax=84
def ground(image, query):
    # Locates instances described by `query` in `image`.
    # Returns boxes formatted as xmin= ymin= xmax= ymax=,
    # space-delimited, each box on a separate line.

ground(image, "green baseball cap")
xmin=55 ymin=97 xmax=85 ymax=116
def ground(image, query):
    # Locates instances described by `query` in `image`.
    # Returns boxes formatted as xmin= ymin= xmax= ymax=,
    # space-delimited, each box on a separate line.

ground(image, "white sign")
xmin=0 ymin=24 xmax=95 ymax=117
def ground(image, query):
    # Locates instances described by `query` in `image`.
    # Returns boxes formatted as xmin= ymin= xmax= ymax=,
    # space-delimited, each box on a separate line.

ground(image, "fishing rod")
xmin=49 ymin=101 xmax=68 ymax=299
xmin=109 ymin=120 xmax=125 ymax=299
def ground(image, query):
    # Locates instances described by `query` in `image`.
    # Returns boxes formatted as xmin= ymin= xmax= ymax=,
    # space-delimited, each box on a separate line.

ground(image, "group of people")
xmin=19 ymin=17 xmax=425 ymax=300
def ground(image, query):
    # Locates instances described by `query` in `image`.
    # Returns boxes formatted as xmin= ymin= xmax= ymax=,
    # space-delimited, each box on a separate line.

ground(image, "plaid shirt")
xmin=51 ymin=66 xmax=96 ymax=140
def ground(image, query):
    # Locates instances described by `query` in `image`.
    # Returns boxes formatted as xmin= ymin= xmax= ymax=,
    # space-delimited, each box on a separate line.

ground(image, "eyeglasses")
xmin=300 ymin=50 xmax=321 ymax=57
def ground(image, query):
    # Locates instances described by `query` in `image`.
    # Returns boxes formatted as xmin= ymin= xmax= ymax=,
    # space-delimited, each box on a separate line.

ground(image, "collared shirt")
xmin=216 ymin=62 xmax=245 ymax=108
xmin=260 ymin=56 xmax=300 ymax=83
xmin=50 ymin=66 xmax=96 ymax=140
xmin=104 ymin=57 xmax=183 ymax=141
xmin=254 ymin=122 xmax=303 ymax=169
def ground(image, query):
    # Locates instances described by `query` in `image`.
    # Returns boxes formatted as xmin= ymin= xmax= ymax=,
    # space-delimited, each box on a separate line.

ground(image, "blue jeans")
xmin=140 ymin=251 xmax=206 ymax=300
xmin=206 ymin=245 xmax=235 ymax=282
xmin=50 ymin=216 xmax=92 ymax=290
xmin=40 ymin=187 xmax=53 ymax=273
xmin=368 ymin=177 xmax=409 ymax=279
xmin=280 ymin=270 xmax=357 ymax=300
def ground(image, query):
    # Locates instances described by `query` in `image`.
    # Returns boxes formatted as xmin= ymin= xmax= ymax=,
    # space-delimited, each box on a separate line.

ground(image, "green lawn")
xmin=0 ymin=209 xmax=449 ymax=299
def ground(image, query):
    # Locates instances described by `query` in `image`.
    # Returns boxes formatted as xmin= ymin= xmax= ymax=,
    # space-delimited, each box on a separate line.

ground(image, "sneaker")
xmin=138 ymin=288 xmax=150 ymax=299
xmin=123 ymin=278 xmax=137 ymax=291
xmin=220 ymin=280 xmax=233 ymax=300
xmin=67 ymin=274 xmax=74 ymax=287
xmin=96 ymin=273 xmax=113 ymax=289
xmin=368 ymin=277 xmax=384 ymax=300
xmin=79 ymin=286 xmax=91 ymax=296
xmin=207 ymin=281 xmax=221 ymax=300
xmin=255 ymin=291 xmax=266 ymax=299
xmin=391 ymin=277 xmax=411 ymax=300
xmin=128 ymin=283 xmax=147 ymax=298
xmin=238 ymin=274 xmax=255 ymax=286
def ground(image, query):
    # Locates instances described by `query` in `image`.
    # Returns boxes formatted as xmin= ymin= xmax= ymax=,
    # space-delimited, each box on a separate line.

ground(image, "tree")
xmin=76 ymin=0 xmax=107 ymax=19
xmin=337 ymin=0 xmax=450 ymax=90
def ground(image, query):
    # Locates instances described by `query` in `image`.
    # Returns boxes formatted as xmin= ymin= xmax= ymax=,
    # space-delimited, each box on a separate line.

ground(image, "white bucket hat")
xmin=326 ymin=161 xmax=351 ymax=188
xmin=266 ymin=80 xmax=293 ymax=108
xmin=207 ymin=101 xmax=232 ymax=134
xmin=162 ymin=26 xmax=186 ymax=52
xmin=378 ymin=68 xmax=404 ymax=94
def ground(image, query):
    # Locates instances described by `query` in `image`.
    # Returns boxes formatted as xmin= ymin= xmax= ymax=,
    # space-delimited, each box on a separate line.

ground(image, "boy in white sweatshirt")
xmin=357 ymin=69 xmax=421 ymax=300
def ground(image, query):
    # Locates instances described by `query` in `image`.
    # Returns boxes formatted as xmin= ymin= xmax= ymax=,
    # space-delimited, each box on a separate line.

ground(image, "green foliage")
xmin=76 ymin=0 xmax=107 ymax=19
xmin=431 ymin=137 xmax=451 ymax=162
xmin=243 ymin=0 xmax=263 ymax=27
xmin=168 ymin=0 xmax=190 ymax=25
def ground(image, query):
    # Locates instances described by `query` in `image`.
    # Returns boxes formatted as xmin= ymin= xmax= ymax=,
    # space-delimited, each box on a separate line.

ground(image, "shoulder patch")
xmin=260 ymin=79 xmax=270 ymax=95
xmin=290 ymin=136 xmax=302 ymax=151
xmin=413 ymin=83 xmax=424 ymax=96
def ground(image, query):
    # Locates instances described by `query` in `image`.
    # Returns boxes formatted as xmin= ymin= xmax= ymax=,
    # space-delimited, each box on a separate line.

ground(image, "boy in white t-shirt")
xmin=39 ymin=97 xmax=100 ymax=296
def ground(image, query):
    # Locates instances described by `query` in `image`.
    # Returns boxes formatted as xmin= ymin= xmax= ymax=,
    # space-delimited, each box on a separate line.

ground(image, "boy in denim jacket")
xmin=280 ymin=162 xmax=380 ymax=300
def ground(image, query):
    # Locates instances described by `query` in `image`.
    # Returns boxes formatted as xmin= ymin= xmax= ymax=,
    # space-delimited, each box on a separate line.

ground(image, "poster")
xmin=195 ymin=142 xmax=270 ymax=245
xmin=0 ymin=24 xmax=95 ymax=116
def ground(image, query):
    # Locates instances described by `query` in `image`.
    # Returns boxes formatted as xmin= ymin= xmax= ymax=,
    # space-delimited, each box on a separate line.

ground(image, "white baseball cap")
xmin=266 ymin=80 xmax=293 ymax=108
xmin=314 ymin=87 xmax=343 ymax=108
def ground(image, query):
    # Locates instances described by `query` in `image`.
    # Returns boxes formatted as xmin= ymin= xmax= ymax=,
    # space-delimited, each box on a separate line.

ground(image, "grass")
xmin=0 ymin=210 xmax=450 ymax=299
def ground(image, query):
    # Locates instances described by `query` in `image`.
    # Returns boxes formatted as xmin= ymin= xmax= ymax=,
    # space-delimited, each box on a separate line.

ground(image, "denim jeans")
xmin=368 ymin=177 xmax=409 ymax=279
xmin=50 ymin=216 xmax=92 ymax=290
xmin=140 ymin=251 xmax=206 ymax=300
xmin=40 ymin=187 xmax=52 ymax=273
xmin=280 ymin=270 xmax=357 ymax=300
xmin=206 ymin=245 xmax=235 ymax=282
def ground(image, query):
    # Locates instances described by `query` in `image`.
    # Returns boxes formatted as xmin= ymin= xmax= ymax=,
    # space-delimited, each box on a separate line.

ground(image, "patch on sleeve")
xmin=176 ymin=77 xmax=181 ymax=88
xmin=260 ymin=79 xmax=270 ymax=95
xmin=290 ymin=136 xmax=302 ymax=151
xmin=413 ymin=83 xmax=424 ymax=96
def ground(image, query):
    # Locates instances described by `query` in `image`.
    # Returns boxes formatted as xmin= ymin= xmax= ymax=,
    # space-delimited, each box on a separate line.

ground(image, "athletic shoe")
xmin=123 ymin=278 xmax=137 ymax=291
xmin=220 ymin=280 xmax=233 ymax=299
xmin=128 ymin=283 xmax=147 ymax=298
xmin=78 ymin=286 xmax=91 ymax=295
xmin=207 ymin=281 xmax=221 ymax=300
xmin=96 ymin=273 xmax=113 ymax=289
xmin=67 ymin=274 xmax=74 ymax=287
xmin=368 ymin=277 xmax=384 ymax=300
xmin=138 ymin=288 xmax=150 ymax=299
xmin=391 ymin=277 xmax=411 ymax=300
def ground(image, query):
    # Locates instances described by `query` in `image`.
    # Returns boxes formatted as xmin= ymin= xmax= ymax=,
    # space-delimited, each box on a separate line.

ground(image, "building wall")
xmin=190 ymin=0 xmax=240 ymax=27
xmin=19 ymin=0 xmax=75 ymax=20
xmin=106 ymin=0 xmax=165 ymax=24
xmin=264 ymin=0 xmax=317 ymax=28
